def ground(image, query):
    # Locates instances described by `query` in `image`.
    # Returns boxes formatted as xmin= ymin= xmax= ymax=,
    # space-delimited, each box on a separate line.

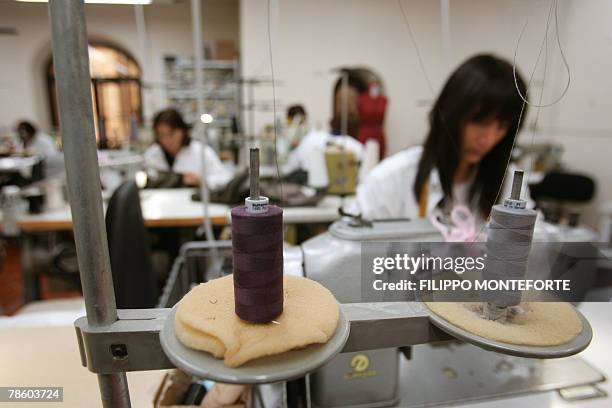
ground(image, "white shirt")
xmin=144 ymin=141 xmax=232 ymax=190
xmin=353 ymin=146 xmax=531 ymax=222
xmin=25 ymin=132 xmax=59 ymax=158
xmin=283 ymin=130 xmax=364 ymax=175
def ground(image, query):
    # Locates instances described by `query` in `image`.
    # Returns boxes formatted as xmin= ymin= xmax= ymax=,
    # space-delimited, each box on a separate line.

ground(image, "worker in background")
xmin=14 ymin=120 xmax=64 ymax=180
xmin=285 ymin=104 xmax=308 ymax=150
xmin=283 ymin=72 xmax=364 ymax=176
xmin=354 ymin=54 xmax=529 ymax=224
xmin=15 ymin=121 xmax=59 ymax=158
xmin=144 ymin=108 xmax=232 ymax=190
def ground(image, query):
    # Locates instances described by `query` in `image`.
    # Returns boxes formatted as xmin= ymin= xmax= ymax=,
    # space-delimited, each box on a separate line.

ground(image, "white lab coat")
xmin=353 ymin=146 xmax=532 ymax=222
xmin=144 ymin=141 xmax=232 ymax=190
xmin=22 ymin=131 xmax=64 ymax=178
xmin=283 ymin=130 xmax=364 ymax=175
xmin=25 ymin=131 xmax=59 ymax=158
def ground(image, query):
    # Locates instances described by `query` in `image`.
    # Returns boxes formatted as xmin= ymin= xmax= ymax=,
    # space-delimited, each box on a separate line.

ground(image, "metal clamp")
xmin=75 ymin=303 xmax=451 ymax=374
xmin=75 ymin=309 xmax=174 ymax=374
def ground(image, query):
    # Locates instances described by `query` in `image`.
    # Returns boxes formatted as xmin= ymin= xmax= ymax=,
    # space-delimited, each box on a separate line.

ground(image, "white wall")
xmin=241 ymin=0 xmax=548 ymax=153
xmin=240 ymin=0 xmax=612 ymax=228
xmin=0 ymin=0 xmax=239 ymax=133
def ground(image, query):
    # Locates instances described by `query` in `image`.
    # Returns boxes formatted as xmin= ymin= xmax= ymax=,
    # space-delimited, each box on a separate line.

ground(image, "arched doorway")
xmin=47 ymin=42 xmax=142 ymax=149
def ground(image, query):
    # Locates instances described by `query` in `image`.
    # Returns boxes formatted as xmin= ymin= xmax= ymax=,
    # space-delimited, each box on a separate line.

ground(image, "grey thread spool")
xmin=481 ymin=170 xmax=537 ymax=321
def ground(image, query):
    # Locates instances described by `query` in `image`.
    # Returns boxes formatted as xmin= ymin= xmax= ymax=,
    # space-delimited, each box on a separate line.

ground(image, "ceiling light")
xmin=17 ymin=0 xmax=152 ymax=5
xmin=200 ymin=114 xmax=214 ymax=124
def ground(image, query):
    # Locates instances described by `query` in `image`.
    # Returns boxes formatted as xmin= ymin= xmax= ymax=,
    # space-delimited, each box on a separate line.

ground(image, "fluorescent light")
xmin=17 ymin=0 xmax=152 ymax=4
xmin=134 ymin=171 xmax=148 ymax=189
xmin=200 ymin=114 xmax=214 ymax=124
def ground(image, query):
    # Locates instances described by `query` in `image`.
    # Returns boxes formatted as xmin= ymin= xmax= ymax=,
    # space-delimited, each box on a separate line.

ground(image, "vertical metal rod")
xmin=191 ymin=0 xmax=214 ymax=240
xmin=97 ymin=373 xmax=131 ymax=407
xmin=134 ymin=4 xmax=150 ymax=127
xmin=510 ymin=170 xmax=524 ymax=200
xmin=191 ymin=0 xmax=206 ymax=120
xmin=250 ymin=148 xmax=260 ymax=199
xmin=47 ymin=1 xmax=130 ymax=407
xmin=191 ymin=0 xmax=220 ymax=276
xmin=340 ymin=71 xmax=348 ymax=137
xmin=248 ymin=84 xmax=255 ymax=140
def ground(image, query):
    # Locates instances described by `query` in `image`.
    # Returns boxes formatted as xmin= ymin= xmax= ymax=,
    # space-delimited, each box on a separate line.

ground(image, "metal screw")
xmin=110 ymin=344 xmax=128 ymax=360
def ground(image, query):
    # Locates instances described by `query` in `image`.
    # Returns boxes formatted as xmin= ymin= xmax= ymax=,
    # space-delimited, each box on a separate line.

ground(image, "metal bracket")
xmin=75 ymin=303 xmax=451 ymax=374
xmin=75 ymin=308 xmax=174 ymax=374
xmin=341 ymin=302 xmax=451 ymax=352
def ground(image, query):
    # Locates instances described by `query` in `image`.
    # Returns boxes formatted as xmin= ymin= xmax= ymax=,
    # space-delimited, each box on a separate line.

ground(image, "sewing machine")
xmin=74 ymin=216 xmax=603 ymax=407
xmin=291 ymin=217 xmax=602 ymax=407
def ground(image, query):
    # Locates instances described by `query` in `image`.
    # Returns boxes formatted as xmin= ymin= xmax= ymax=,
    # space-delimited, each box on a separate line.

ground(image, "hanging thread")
xmin=472 ymin=0 xmax=565 ymax=242
xmin=513 ymin=0 xmax=571 ymax=108
xmin=267 ymin=0 xmax=283 ymax=202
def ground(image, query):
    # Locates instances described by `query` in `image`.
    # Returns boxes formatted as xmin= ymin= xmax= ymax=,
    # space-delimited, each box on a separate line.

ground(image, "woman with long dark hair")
xmin=354 ymin=54 xmax=528 ymax=222
xmin=144 ymin=108 xmax=231 ymax=189
xmin=15 ymin=120 xmax=58 ymax=158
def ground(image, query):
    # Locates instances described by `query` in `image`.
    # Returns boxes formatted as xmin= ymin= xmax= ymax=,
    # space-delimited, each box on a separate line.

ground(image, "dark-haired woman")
xmin=16 ymin=120 xmax=58 ymax=158
xmin=354 ymin=54 xmax=530 ymax=223
xmin=144 ymin=108 xmax=231 ymax=189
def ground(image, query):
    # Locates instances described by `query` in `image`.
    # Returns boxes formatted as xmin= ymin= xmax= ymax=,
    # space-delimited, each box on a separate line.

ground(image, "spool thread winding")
xmin=231 ymin=205 xmax=284 ymax=323
xmin=481 ymin=204 xmax=537 ymax=308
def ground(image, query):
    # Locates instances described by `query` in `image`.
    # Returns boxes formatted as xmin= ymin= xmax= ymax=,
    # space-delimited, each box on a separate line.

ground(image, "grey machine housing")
xmin=293 ymin=217 xmax=441 ymax=408
xmin=300 ymin=217 xmax=441 ymax=302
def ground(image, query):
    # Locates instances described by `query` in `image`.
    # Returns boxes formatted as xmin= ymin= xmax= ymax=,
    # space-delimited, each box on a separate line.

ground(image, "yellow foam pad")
xmin=175 ymin=274 xmax=339 ymax=367
xmin=426 ymin=302 xmax=582 ymax=346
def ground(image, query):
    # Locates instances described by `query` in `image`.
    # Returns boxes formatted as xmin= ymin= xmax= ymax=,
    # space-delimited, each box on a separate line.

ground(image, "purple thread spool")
xmin=231 ymin=148 xmax=284 ymax=323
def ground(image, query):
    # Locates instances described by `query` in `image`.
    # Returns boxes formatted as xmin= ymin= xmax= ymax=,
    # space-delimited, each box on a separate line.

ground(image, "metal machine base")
xmin=426 ymin=303 xmax=593 ymax=359
xmin=398 ymin=342 xmax=606 ymax=407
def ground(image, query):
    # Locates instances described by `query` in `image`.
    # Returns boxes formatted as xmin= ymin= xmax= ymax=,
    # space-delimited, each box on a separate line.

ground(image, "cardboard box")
xmin=216 ymin=41 xmax=236 ymax=60
xmin=154 ymin=370 xmax=198 ymax=408
xmin=154 ymin=370 xmax=248 ymax=408
xmin=325 ymin=147 xmax=359 ymax=195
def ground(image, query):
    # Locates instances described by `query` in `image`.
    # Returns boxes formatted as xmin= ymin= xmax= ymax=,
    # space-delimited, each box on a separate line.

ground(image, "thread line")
xmin=267 ymin=0 xmax=283 ymax=202
xmin=473 ymin=0 xmax=558 ymax=242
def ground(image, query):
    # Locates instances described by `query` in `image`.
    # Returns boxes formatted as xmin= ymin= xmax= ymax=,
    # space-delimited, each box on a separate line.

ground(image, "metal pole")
xmin=47 ymin=1 xmax=131 ymax=407
xmin=341 ymin=71 xmax=348 ymax=137
xmin=191 ymin=0 xmax=222 ymax=276
xmin=133 ymin=4 xmax=150 ymax=143
xmin=510 ymin=170 xmax=524 ymax=200
xmin=249 ymin=148 xmax=260 ymax=199
xmin=191 ymin=0 xmax=215 ymax=240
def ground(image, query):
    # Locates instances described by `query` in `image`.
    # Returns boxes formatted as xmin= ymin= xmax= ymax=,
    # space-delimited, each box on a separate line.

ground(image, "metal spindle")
xmin=250 ymin=148 xmax=260 ymax=199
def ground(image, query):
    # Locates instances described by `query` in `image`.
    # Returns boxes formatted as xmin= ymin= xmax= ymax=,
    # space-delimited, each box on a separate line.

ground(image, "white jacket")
xmin=283 ymin=130 xmax=364 ymax=175
xmin=25 ymin=132 xmax=59 ymax=158
xmin=353 ymin=146 xmax=531 ymax=222
xmin=144 ymin=141 xmax=232 ymax=190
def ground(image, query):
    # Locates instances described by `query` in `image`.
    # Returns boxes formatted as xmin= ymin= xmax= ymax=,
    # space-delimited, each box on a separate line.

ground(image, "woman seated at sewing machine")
xmin=283 ymin=71 xmax=365 ymax=178
xmin=144 ymin=108 xmax=232 ymax=190
xmin=354 ymin=54 xmax=531 ymax=228
xmin=15 ymin=121 xmax=59 ymax=158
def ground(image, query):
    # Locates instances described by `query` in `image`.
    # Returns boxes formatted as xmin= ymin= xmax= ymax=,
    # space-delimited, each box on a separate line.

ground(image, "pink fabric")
xmin=429 ymin=205 xmax=477 ymax=242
